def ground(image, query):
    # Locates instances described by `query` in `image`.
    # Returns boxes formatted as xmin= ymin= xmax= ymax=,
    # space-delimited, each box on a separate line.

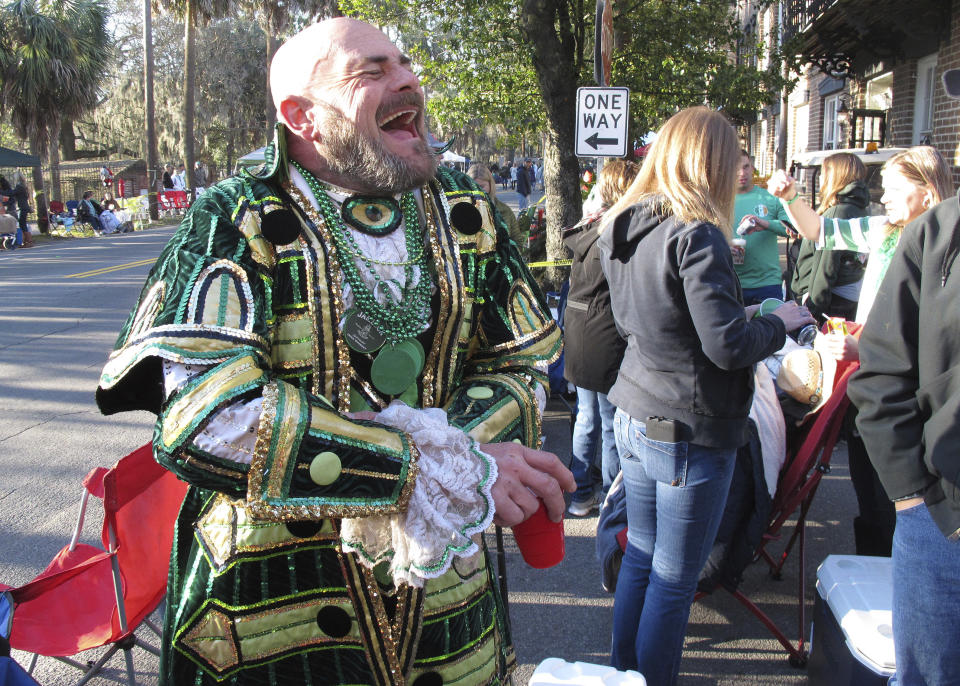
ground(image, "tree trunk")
xmin=59 ymin=119 xmax=77 ymax=162
xmin=183 ymin=0 xmax=196 ymax=198
xmin=144 ymin=0 xmax=159 ymax=219
xmin=521 ymin=0 xmax=582 ymax=290
xmin=49 ymin=119 xmax=62 ymax=203
xmin=776 ymin=58 xmax=789 ymax=169
xmin=265 ymin=32 xmax=279 ymax=145
xmin=29 ymin=138 xmax=48 ymax=234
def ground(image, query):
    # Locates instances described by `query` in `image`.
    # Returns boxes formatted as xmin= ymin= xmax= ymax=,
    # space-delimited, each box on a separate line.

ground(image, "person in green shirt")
xmin=733 ymin=150 xmax=793 ymax=304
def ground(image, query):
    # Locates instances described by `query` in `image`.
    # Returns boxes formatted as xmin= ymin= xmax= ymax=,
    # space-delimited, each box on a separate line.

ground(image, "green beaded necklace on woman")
xmin=292 ymin=160 xmax=432 ymax=396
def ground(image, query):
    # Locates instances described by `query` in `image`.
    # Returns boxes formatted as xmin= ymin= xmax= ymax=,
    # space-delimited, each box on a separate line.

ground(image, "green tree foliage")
xmin=0 ymin=0 xmax=110 ymax=218
xmin=81 ymin=0 xmax=268 ymax=176
xmin=337 ymin=0 xmax=784 ymax=283
xmin=612 ymin=0 xmax=786 ymax=136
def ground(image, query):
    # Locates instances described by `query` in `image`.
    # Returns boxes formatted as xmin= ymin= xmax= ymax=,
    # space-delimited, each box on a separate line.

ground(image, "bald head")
xmin=270 ymin=18 xmax=393 ymax=116
xmin=268 ymin=17 xmax=435 ymax=193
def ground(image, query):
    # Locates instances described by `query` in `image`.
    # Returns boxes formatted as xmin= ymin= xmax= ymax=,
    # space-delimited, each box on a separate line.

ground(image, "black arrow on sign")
xmin=585 ymin=132 xmax=618 ymax=149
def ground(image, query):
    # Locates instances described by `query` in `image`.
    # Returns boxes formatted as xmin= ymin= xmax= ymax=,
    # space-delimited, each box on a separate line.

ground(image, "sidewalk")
xmin=505 ymin=398 xmax=859 ymax=685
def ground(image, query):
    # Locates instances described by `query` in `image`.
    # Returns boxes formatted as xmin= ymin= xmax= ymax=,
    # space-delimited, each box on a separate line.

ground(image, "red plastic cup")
xmin=511 ymin=501 xmax=565 ymax=568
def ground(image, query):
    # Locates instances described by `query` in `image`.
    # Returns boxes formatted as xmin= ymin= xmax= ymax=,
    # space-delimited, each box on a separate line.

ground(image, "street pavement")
xmin=0 ymin=220 xmax=861 ymax=685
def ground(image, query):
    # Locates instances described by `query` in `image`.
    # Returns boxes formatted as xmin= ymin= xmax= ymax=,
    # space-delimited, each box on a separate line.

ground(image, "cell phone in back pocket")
xmin=645 ymin=416 xmax=683 ymax=443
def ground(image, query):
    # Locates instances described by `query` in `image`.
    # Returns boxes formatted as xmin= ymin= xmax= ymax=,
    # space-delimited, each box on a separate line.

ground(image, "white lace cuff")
xmin=340 ymin=402 xmax=497 ymax=588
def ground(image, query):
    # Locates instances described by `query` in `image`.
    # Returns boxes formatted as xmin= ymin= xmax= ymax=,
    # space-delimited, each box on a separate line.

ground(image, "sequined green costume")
xmin=96 ymin=136 xmax=560 ymax=686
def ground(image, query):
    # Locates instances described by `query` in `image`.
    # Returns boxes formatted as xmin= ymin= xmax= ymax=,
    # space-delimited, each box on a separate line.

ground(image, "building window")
xmin=823 ymin=93 xmax=840 ymax=150
xmin=866 ymin=72 xmax=893 ymax=111
xmin=793 ymin=104 xmax=809 ymax=157
xmin=913 ymin=54 xmax=937 ymax=145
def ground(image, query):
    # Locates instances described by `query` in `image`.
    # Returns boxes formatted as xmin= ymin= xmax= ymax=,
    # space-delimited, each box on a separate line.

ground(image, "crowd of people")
xmin=0 ymin=14 xmax=949 ymax=686
xmin=0 ymin=173 xmax=32 ymax=249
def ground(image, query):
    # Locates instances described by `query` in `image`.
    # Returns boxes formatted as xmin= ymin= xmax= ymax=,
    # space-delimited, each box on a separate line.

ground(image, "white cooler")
xmin=529 ymin=658 xmax=646 ymax=686
xmin=808 ymin=555 xmax=895 ymax=685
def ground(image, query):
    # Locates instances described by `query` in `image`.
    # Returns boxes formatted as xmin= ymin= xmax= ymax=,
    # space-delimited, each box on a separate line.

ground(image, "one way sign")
xmin=575 ymin=87 xmax=630 ymax=157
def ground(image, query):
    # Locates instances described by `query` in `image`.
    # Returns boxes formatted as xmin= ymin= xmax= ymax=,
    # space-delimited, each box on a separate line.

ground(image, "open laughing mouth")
xmin=378 ymin=108 xmax=421 ymax=142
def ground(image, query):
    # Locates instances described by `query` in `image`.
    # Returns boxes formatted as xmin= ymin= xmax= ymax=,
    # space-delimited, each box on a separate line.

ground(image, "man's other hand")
xmin=481 ymin=442 xmax=575 ymax=527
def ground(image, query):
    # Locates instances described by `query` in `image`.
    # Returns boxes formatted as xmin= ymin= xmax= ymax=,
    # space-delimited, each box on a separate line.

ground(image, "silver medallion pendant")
xmin=342 ymin=309 xmax=387 ymax=354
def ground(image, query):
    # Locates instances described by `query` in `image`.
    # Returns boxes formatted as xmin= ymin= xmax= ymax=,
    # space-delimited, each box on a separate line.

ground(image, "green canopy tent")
xmin=0 ymin=146 xmax=41 ymax=167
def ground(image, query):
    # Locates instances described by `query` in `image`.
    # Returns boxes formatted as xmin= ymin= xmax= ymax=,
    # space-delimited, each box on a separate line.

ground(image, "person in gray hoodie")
xmin=598 ymin=107 xmax=813 ymax=685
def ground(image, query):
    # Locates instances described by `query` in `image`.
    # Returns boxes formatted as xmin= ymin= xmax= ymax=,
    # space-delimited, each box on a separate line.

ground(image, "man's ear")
xmin=279 ymin=96 xmax=320 ymax=142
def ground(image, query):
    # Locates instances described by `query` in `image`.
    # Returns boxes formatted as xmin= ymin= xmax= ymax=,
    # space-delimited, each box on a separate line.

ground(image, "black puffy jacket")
xmin=562 ymin=218 xmax=625 ymax=393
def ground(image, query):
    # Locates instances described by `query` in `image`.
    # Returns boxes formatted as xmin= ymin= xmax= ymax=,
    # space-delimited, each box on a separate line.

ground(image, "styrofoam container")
xmin=529 ymin=658 xmax=647 ymax=686
xmin=815 ymin=554 xmax=895 ymax=676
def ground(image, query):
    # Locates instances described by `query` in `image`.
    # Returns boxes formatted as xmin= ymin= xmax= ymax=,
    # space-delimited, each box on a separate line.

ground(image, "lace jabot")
xmin=340 ymin=402 xmax=498 ymax=588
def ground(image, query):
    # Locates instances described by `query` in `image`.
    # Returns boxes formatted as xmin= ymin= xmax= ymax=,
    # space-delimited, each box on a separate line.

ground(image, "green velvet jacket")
xmin=96 ymin=137 xmax=560 ymax=686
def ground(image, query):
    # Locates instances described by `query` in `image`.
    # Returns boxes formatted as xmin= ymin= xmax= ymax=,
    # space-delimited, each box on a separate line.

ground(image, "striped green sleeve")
xmin=819 ymin=215 xmax=889 ymax=252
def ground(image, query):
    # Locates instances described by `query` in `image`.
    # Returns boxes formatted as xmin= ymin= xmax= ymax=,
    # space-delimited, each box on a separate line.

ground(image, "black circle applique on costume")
xmin=260 ymin=208 xmax=301 ymax=245
xmin=449 ymin=202 xmax=483 ymax=236
xmin=285 ymin=520 xmax=323 ymax=539
xmin=316 ymin=606 xmax=352 ymax=638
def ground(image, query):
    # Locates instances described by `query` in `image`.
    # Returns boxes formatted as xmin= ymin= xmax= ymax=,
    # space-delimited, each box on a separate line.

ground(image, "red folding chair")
xmin=697 ymin=361 xmax=860 ymax=666
xmin=170 ymin=190 xmax=189 ymax=212
xmin=156 ymin=192 xmax=175 ymax=217
xmin=0 ymin=444 xmax=187 ymax=685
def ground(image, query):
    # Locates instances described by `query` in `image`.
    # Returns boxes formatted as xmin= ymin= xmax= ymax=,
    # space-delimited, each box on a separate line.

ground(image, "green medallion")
xmin=394 ymin=338 xmax=425 ymax=372
xmin=342 ymin=309 xmax=387 ymax=353
xmin=371 ymin=345 xmax=419 ymax=396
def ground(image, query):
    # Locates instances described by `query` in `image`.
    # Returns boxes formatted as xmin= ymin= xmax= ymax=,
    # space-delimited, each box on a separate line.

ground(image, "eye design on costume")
xmin=341 ymin=196 xmax=402 ymax=236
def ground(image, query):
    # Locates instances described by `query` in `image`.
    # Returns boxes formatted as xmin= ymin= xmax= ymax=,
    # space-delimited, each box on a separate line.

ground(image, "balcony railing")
xmin=783 ymin=0 xmax=950 ymax=78
xmin=784 ymin=0 xmax=838 ymax=42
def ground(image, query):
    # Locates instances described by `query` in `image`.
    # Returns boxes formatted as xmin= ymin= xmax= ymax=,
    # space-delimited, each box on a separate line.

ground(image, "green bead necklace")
xmin=293 ymin=162 xmax=432 ymax=396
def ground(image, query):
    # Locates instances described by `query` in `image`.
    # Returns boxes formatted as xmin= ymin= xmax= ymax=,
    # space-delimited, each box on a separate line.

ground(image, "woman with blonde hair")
xmin=466 ymin=163 xmax=524 ymax=256
xmin=562 ymin=158 xmax=639 ymax=515
xmin=770 ymin=145 xmax=952 ymax=330
xmin=599 ymin=107 xmax=813 ymax=684
xmin=791 ymin=152 xmax=869 ymax=322
xmin=770 ymin=146 xmax=953 ymax=557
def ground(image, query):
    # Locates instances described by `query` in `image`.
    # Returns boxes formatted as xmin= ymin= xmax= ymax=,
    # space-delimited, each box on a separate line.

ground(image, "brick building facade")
xmin=741 ymin=0 xmax=960 ymax=186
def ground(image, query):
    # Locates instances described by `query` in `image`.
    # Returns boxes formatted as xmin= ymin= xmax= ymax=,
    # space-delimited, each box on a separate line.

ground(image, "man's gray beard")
xmin=318 ymin=107 xmax=437 ymax=194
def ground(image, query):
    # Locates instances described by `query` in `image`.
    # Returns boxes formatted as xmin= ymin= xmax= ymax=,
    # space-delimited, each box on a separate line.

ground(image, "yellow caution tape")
xmin=527 ymin=259 xmax=573 ymax=268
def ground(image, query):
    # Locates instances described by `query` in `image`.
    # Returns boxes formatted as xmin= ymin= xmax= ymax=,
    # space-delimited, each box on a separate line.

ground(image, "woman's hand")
xmin=767 ymin=170 xmax=797 ymax=200
xmin=769 ymin=301 xmax=815 ymax=331
xmin=822 ymin=333 xmax=860 ymax=362
xmin=766 ymin=170 xmax=821 ymax=241
xmin=744 ymin=304 xmax=761 ymax=319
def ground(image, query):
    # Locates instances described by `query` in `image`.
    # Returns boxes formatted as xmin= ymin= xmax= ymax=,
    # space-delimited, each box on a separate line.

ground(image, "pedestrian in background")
xmin=790 ymin=152 xmax=868 ymax=322
xmin=598 ymin=106 xmax=813 ymax=686
xmin=162 ymin=164 xmax=175 ymax=190
xmin=562 ymin=158 xmax=639 ymax=516
xmin=516 ymin=158 xmax=532 ymax=211
xmin=467 ymin=163 xmax=526 ymax=257
xmin=732 ymin=150 xmax=793 ymax=305
xmin=11 ymin=173 xmax=31 ymax=247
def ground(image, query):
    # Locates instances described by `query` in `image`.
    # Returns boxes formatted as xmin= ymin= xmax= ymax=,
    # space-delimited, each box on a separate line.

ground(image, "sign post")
xmin=575 ymin=86 xmax=630 ymax=158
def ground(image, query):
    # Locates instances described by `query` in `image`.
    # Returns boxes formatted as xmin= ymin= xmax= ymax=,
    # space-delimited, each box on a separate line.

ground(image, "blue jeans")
xmin=611 ymin=409 xmax=736 ymax=686
xmin=570 ymin=387 xmax=620 ymax=502
xmin=740 ymin=284 xmax=783 ymax=306
xmin=889 ymin=503 xmax=960 ymax=686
